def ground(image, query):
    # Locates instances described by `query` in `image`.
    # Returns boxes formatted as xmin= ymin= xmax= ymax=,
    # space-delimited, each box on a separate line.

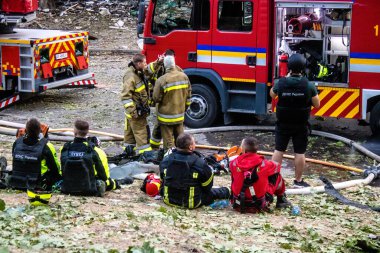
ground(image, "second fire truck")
xmin=138 ymin=0 xmax=380 ymax=134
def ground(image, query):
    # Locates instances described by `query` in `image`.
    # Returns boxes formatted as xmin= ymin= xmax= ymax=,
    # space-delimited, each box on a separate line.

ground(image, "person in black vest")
xmin=9 ymin=118 xmax=61 ymax=191
xmin=159 ymin=133 xmax=230 ymax=209
xmin=60 ymin=120 xmax=118 ymax=197
xmin=270 ymin=54 xmax=320 ymax=188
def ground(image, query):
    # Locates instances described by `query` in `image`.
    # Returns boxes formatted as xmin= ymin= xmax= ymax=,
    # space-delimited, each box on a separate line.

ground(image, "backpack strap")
xmin=238 ymin=167 xmax=259 ymax=214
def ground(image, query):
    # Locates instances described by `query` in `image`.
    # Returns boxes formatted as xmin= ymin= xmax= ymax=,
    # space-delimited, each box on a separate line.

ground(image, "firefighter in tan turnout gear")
xmin=145 ymin=49 xmax=183 ymax=149
xmin=153 ymin=55 xmax=191 ymax=150
xmin=121 ymin=54 xmax=152 ymax=154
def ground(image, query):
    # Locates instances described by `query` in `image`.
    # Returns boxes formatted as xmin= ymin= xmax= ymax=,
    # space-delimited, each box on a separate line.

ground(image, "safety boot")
xmin=276 ymin=194 xmax=292 ymax=209
xmin=96 ymin=180 xmax=106 ymax=197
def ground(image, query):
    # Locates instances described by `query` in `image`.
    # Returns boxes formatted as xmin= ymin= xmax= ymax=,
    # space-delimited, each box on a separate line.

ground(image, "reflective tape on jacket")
xmin=125 ymin=112 xmax=132 ymax=119
xmin=148 ymin=63 xmax=155 ymax=74
xmin=186 ymin=99 xmax=191 ymax=106
xmin=122 ymin=99 xmax=134 ymax=108
xmin=162 ymin=80 xmax=189 ymax=93
xmin=157 ymin=112 xmax=185 ymax=123
xmin=189 ymin=186 xmax=195 ymax=209
xmin=135 ymin=81 xmax=146 ymax=93
xmin=202 ymin=173 xmax=213 ymax=187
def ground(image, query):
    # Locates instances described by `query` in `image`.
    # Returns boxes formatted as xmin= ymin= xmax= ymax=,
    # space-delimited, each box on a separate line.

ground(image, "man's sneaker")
xmin=293 ymin=179 xmax=310 ymax=188
xmin=276 ymin=195 xmax=292 ymax=209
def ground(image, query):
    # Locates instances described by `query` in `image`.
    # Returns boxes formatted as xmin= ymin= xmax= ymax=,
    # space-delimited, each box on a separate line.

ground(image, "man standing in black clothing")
xmin=9 ymin=118 xmax=61 ymax=191
xmin=159 ymin=133 xmax=230 ymax=209
xmin=270 ymin=54 xmax=320 ymax=188
xmin=60 ymin=120 xmax=118 ymax=196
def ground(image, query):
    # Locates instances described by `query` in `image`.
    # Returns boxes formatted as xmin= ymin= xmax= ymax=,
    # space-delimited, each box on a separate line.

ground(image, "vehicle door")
xmin=210 ymin=0 xmax=258 ymax=83
xmin=144 ymin=0 xmax=197 ymax=69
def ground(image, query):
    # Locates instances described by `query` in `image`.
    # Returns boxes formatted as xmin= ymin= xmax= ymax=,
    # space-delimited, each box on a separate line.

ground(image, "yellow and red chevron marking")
xmin=34 ymin=32 xmax=88 ymax=44
xmin=34 ymin=48 xmax=39 ymax=78
xmin=312 ymin=87 xmax=360 ymax=119
xmin=39 ymin=38 xmax=83 ymax=70
xmin=2 ymin=62 xmax=20 ymax=76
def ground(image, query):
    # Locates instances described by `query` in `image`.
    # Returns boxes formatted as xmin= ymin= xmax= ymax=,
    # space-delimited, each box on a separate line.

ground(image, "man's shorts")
xmin=275 ymin=123 xmax=310 ymax=154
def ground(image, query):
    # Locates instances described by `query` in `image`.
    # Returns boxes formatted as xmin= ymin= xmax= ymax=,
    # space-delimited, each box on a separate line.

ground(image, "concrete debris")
xmin=99 ymin=7 xmax=111 ymax=16
xmin=115 ymin=20 xmax=124 ymax=28
xmin=49 ymin=0 xmax=139 ymax=19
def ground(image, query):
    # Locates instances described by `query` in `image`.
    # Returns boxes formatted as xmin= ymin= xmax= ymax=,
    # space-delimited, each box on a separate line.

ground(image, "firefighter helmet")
xmin=288 ymin=54 xmax=306 ymax=73
xmin=27 ymin=190 xmax=52 ymax=206
xmin=144 ymin=174 xmax=161 ymax=197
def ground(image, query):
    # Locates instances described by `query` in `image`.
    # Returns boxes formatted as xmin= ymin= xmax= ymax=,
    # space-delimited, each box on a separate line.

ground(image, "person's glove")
xmin=117 ymin=177 xmax=134 ymax=185
xmin=148 ymin=99 xmax=155 ymax=107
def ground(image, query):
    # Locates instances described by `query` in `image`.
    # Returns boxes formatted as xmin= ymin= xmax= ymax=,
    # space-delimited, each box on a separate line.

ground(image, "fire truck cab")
xmin=139 ymin=0 xmax=380 ymax=134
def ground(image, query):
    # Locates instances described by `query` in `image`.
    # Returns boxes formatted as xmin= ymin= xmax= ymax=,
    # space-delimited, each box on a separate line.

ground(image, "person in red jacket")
xmin=230 ymin=137 xmax=291 ymax=213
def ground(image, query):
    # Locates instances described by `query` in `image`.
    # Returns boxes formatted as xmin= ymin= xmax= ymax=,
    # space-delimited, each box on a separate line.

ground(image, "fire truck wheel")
xmin=370 ymin=101 xmax=380 ymax=135
xmin=185 ymin=84 xmax=219 ymax=128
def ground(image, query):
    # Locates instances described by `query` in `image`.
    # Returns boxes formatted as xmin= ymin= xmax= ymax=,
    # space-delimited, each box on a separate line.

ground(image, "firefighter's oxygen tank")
xmin=279 ymin=53 xmax=289 ymax=77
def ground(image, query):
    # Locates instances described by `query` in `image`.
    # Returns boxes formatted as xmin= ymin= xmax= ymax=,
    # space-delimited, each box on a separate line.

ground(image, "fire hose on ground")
xmin=0 ymin=121 xmax=379 ymax=196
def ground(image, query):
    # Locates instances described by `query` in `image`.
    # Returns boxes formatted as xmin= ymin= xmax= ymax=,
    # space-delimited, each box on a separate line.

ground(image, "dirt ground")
xmin=0 ymin=10 xmax=380 ymax=253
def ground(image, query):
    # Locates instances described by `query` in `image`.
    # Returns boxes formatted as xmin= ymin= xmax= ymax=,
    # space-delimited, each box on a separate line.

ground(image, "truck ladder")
xmin=19 ymin=47 xmax=35 ymax=92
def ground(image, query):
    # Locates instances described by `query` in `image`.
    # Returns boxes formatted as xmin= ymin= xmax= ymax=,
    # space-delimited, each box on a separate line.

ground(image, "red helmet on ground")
xmin=144 ymin=174 xmax=161 ymax=197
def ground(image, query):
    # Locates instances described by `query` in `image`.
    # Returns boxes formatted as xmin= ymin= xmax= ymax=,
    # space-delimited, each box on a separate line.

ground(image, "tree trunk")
xmin=39 ymin=0 xmax=56 ymax=9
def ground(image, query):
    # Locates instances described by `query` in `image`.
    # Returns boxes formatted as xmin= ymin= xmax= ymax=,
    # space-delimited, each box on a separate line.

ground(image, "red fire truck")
xmin=0 ymin=0 xmax=96 ymax=109
xmin=138 ymin=0 xmax=380 ymax=134
xmin=0 ymin=0 xmax=37 ymax=33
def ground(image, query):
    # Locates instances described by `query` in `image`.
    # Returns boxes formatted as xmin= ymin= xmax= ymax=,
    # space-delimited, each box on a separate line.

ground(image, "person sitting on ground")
xmin=230 ymin=137 xmax=291 ymax=213
xmin=60 ymin=120 xmax=119 ymax=197
xmin=9 ymin=118 xmax=61 ymax=191
xmin=159 ymin=133 xmax=230 ymax=209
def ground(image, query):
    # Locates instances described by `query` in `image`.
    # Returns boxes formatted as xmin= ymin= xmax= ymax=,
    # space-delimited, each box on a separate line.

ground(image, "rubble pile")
xmin=23 ymin=0 xmax=141 ymax=51
xmin=52 ymin=0 xmax=140 ymax=18
xmin=32 ymin=0 xmax=140 ymax=30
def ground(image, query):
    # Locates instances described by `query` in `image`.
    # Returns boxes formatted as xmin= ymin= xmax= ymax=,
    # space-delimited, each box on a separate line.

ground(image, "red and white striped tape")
xmin=68 ymin=79 xmax=97 ymax=86
xmin=0 ymin=94 xmax=20 ymax=109
xmin=43 ymin=79 xmax=97 ymax=90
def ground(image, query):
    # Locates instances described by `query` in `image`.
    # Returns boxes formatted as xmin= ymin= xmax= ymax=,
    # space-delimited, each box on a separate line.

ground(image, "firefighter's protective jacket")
xmin=159 ymin=149 xmax=214 ymax=209
xmin=145 ymin=59 xmax=183 ymax=83
xmin=121 ymin=63 xmax=149 ymax=119
xmin=145 ymin=60 xmax=184 ymax=107
xmin=153 ymin=68 xmax=191 ymax=125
